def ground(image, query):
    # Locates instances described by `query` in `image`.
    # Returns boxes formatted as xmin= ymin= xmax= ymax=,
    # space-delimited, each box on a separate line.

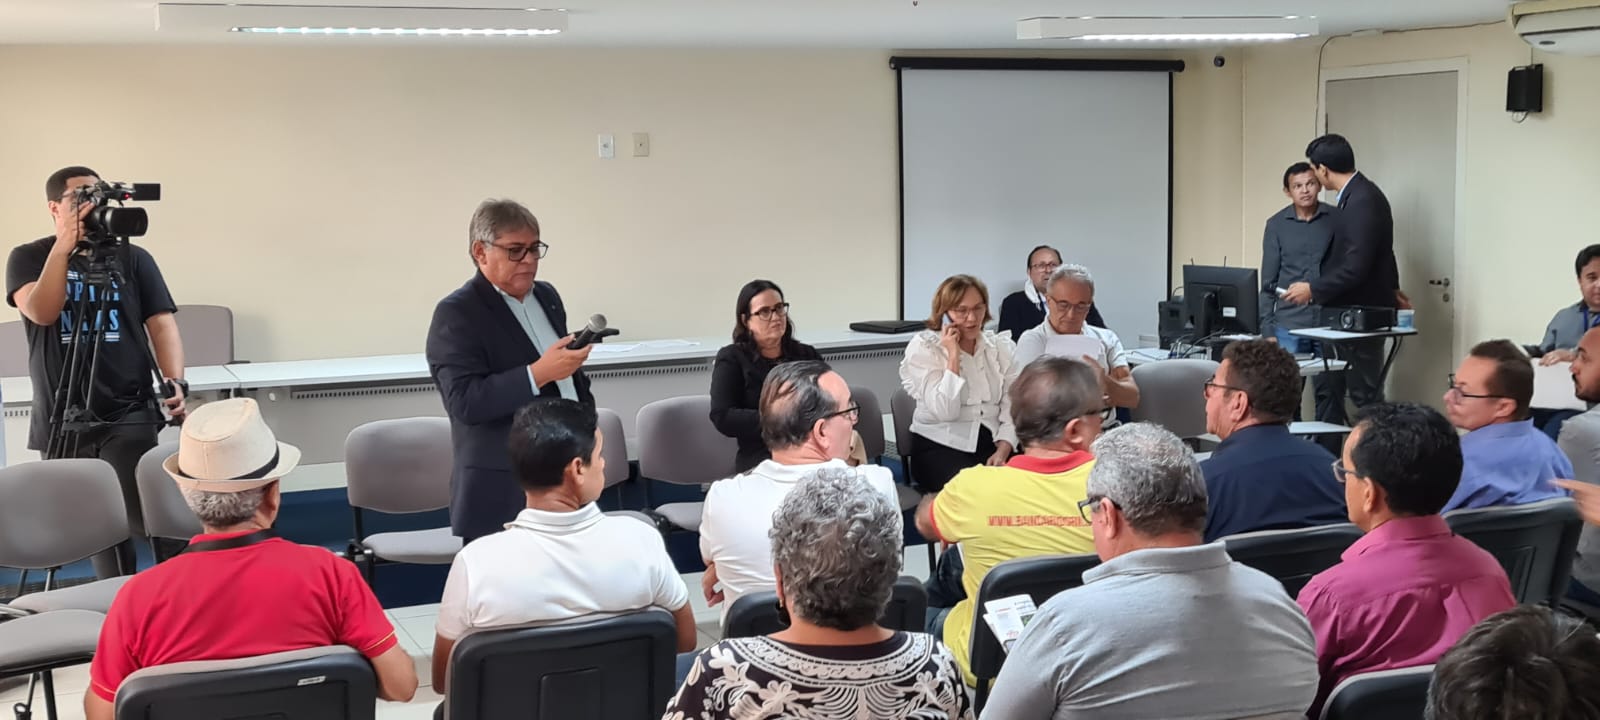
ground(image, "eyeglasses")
xmin=1445 ymin=373 xmax=1511 ymax=401
xmin=820 ymin=404 xmax=860 ymax=424
xmin=947 ymin=305 xmax=987 ymax=318
xmin=488 ymin=241 xmax=548 ymax=262
xmin=749 ymin=303 xmax=791 ymax=321
xmin=1203 ymin=376 xmax=1246 ymax=396
xmin=1083 ymin=406 xmax=1114 ymax=422
xmin=1030 ymin=261 xmax=1061 ymax=272
xmin=1077 ymin=494 xmax=1119 ymax=523
xmin=1330 ymin=459 xmax=1354 ymax=484
xmin=1048 ymin=299 xmax=1095 ymax=316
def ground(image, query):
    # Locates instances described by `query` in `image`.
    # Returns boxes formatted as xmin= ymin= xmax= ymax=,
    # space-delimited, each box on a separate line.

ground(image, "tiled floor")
xmin=0 ymin=544 xmax=936 ymax=719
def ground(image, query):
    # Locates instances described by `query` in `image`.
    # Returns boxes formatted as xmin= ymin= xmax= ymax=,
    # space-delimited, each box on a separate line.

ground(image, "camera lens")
xmin=86 ymin=206 xmax=149 ymax=238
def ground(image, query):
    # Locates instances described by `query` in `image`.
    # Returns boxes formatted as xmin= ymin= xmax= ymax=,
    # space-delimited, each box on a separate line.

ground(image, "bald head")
xmin=759 ymin=361 xmax=847 ymax=453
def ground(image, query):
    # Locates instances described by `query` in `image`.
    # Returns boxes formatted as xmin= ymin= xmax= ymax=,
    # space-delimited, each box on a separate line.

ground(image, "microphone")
xmin=568 ymin=313 xmax=621 ymax=350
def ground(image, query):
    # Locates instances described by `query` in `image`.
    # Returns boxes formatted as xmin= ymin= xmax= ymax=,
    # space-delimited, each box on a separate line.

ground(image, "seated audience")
xmin=1441 ymin=339 xmax=1571 ymax=512
xmin=900 ymin=274 xmax=1020 ymax=492
xmin=1200 ymin=339 xmax=1345 ymax=541
xmin=1426 ymin=605 xmax=1600 ymax=720
xmin=1013 ymin=264 xmax=1139 ymax=409
xmin=982 ymin=423 xmax=1318 ymax=719
xmin=701 ymin=360 xmax=899 ymax=619
xmin=1556 ymin=327 xmax=1600 ymax=606
xmin=1532 ymin=245 xmax=1600 ymax=438
xmin=1299 ymin=403 xmax=1516 ymax=716
xmin=997 ymin=245 xmax=1104 ymax=341
xmin=666 ymin=468 xmax=971 ymax=720
xmin=87 ymin=399 xmax=417 ymax=720
xmin=915 ymin=356 xmax=1104 ymax=684
xmin=432 ymin=399 xmax=696 ymax=691
xmin=709 ymin=279 xmax=822 ymax=473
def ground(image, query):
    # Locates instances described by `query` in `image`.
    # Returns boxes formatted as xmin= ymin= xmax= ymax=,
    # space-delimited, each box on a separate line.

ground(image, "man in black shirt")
xmin=5 ymin=166 xmax=188 ymax=576
xmin=996 ymin=245 xmax=1105 ymax=341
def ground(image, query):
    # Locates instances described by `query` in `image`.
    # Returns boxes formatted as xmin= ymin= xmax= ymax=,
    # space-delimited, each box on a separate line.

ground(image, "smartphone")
xmin=942 ymin=313 xmax=954 ymax=329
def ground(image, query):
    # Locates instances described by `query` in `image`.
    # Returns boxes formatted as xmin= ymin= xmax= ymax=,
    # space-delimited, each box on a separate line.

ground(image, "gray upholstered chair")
xmin=637 ymin=395 xmax=737 ymax=533
xmin=887 ymin=389 xmax=936 ymax=565
xmin=344 ymin=417 xmax=460 ymax=583
xmin=850 ymin=385 xmax=886 ymax=463
xmin=1318 ymin=665 xmax=1433 ymax=720
xmin=114 ymin=645 xmax=377 ymax=720
xmin=1 ymin=459 xmax=133 ymax=614
xmin=1446 ymin=497 xmax=1583 ymax=606
xmin=0 ymin=320 xmax=25 ymax=376
xmin=174 ymin=304 xmax=236 ymax=366
xmin=135 ymin=441 xmax=202 ymax=552
xmin=1128 ymin=358 xmax=1218 ymax=440
xmin=597 ymin=408 xmax=630 ymax=490
xmin=440 ymin=608 xmax=678 ymax=720
xmin=0 ymin=608 xmax=106 ymax=720
xmin=1221 ymin=523 xmax=1365 ymax=598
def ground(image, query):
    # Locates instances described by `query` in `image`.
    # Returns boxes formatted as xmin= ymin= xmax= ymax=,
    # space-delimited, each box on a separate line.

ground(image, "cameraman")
xmin=5 ymin=166 xmax=188 ymax=577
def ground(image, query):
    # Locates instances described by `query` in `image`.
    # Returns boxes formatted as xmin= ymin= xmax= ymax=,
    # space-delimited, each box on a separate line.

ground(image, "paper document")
xmin=982 ymin=594 xmax=1039 ymax=654
xmin=1533 ymin=362 xmax=1587 ymax=411
xmin=589 ymin=344 xmax=640 ymax=355
xmin=1038 ymin=334 xmax=1108 ymax=366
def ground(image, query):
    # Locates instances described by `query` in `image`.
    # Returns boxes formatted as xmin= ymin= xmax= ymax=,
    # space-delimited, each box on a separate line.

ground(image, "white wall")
xmin=0 ymin=45 xmax=1243 ymax=361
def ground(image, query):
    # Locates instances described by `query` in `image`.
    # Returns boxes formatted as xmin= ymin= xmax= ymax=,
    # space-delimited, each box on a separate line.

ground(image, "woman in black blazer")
xmin=709 ymin=279 xmax=821 ymax=473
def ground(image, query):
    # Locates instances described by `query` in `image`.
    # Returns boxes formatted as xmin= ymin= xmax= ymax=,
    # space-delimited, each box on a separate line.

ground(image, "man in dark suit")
xmin=426 ymin=198 xmax=595 ymax=542
xmin=1282 ymin=134 xmax=1402 ymax=423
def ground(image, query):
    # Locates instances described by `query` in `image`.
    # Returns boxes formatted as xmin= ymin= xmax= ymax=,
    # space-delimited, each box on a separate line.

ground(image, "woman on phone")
xmin=898 ymin=274 xmax=1019 ymax=493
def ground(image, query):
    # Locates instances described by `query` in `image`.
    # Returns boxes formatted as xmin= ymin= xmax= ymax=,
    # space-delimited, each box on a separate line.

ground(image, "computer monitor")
xmin=1182 ymin=264 xmax=1260 ymax=339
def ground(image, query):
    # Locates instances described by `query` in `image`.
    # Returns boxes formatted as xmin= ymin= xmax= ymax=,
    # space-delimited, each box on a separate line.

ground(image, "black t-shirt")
xmin=5 ymin=236 xmax=177 ymax=449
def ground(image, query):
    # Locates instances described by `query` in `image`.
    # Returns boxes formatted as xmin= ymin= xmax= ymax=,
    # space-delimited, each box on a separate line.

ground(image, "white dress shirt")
xmin=898 ymin=329 xmax=1020 ymax=453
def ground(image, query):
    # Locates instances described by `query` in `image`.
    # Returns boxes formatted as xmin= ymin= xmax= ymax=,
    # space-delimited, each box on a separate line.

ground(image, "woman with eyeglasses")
xmin=899 ymin=274 xmax=1020 ymax=493
xmin=711 ymin=280 xmax=825 ymax=473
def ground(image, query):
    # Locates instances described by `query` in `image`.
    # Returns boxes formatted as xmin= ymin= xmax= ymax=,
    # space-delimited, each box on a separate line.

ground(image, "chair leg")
xmin=12 ymin=569 xmax=26 ymax=600
xmin=925 ymin=542 xmax=936 ymax=569
xmin=39 ymin=672 xmax=55 ymax=720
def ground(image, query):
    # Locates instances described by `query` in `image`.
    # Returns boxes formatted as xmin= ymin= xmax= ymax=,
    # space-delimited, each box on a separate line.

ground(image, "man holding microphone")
xmin=427 ymin=198 xmax=594 ymax=544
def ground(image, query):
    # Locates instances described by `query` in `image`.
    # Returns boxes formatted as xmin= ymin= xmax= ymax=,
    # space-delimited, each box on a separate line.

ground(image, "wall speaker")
xmin=1507 ymin=64 xmax=1544 ymax=114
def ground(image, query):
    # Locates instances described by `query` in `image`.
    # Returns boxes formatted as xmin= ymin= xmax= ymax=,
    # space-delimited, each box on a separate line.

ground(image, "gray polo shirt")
xmin=981 ymin=542 xmax=1318 ymax=720
xmin=1541 ymin=301 xmax=1600 ymax=353
xmin=1260 ymin=203 xmax=1336 ymax=334
xmin=1559 ymin=406 xmax=1600 ymax=591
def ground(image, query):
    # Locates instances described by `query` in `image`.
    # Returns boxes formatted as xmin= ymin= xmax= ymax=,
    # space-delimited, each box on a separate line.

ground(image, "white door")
xmin=1325 ymin=71 xmax=1459 ymax=408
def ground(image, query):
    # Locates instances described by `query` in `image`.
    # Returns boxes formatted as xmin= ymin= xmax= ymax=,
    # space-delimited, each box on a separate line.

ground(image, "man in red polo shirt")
xmin=86 ymin=398 xmax=417 ymax=720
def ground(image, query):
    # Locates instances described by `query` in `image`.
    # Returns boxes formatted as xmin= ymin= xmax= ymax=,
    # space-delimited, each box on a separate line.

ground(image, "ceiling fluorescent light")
xmin=157 ymin=4 xmax=567 ymax=37
xmin=1018 ymin=16 xmax=1317 ymax=42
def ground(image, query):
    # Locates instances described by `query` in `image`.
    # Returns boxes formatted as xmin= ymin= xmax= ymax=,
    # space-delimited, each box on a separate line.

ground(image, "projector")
xmin=1324 ymin=306 xmax=1397 ymax=333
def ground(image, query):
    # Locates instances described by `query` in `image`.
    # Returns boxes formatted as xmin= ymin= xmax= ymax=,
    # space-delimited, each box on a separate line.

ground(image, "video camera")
xmin=71 ymin=180 xmax=161 ymax=243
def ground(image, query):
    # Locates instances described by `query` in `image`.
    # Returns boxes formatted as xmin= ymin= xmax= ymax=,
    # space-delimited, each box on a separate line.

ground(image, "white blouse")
xmin=898 ymin=329 xmax=1020 ymax=453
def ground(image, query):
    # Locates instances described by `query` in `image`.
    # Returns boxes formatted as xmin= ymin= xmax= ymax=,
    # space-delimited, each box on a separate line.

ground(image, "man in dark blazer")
xmin=1283 ymin=134 xmax=1402 ymax=423
xmin=426 ymin=198 xmax=594 ymax=542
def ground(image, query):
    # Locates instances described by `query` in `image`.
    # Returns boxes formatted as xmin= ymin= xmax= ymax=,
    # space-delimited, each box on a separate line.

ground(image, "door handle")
xmin=1427 ymin=278 xmax=1452 ymax=288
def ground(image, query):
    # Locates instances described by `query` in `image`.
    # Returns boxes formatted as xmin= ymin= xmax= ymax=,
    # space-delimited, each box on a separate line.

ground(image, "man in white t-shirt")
xmin=431 ymin=399 xmax=695 ymax=692
xmin=700 ymin=360 xmax=901 ymax=619
xmin=1014 ymin=264 xmax=1141 ymax=409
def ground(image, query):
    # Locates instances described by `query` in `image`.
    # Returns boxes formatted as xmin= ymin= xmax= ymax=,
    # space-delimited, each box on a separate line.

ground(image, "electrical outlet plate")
xmin=632 ymin=132 xmax=650 ymax=157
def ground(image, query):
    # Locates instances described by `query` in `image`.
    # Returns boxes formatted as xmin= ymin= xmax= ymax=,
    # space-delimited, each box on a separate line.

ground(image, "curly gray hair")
xmin=769 ymin=467 xmax=903 ymax=631
xmin=182 ymin=486 xmax=269 ymax=528
xmin=1087 ymin=423 xmax=1208 ymax=536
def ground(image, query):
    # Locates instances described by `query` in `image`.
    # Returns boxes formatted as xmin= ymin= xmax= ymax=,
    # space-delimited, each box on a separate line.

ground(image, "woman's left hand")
xmin=986 ymin=440 xmax=1014 ymax=466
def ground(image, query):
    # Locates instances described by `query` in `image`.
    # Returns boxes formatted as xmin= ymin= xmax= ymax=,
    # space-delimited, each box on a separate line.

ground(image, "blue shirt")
xmin=1200 ymin=424 xmax=1348 ymax=542
xmin=494 ymin=287 xmax=578 ymax=401
xmin=1446 ymin=419 xmax=1573 ymax=512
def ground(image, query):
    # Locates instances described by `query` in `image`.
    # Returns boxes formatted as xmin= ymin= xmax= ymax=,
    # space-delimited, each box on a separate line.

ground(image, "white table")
xmin=1127 ymin=348 xmax=1348 ymax=377
xmin=1290 ymin=326 xmax=1418 ymax=390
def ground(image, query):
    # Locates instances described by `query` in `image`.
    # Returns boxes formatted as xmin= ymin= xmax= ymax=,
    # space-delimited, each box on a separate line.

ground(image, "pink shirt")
xmin=1297 ymin=515 xmax=1514 ymax=716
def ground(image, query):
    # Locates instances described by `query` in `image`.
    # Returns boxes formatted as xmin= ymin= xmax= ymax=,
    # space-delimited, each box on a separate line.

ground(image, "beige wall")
xmin=1242 ymin=26 xmax=1600 ymax=349
xmin=0 ymin=45 xmax=1237 ymax=361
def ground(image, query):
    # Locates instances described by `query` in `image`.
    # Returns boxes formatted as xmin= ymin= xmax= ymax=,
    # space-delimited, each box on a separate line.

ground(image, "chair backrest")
xmin=344 ymin=417 xmax=453 ymax=514
xmin=115 ymin=646 xmax=376 ymax=720
xmin=890 ymin=388 xmax=916 ymax=458
xmin=722 ymin=576 xmax=927 ymax=639
xmin=175 ymin=304 xmax=236 ymax=366
xmin=637 ymin=395 xmax=737 ymax=486
xmin=0 ymin=458 xmax=128 ymax=569
xmin=0 ymin=320 xmax=25 ymax=376
xmin=596 ymin=408 xmax=630 ymax=489
xmin=1319 ymin=665 xmax=1433 ymax=720
xmin=1445 ymin=497 xmax=1583 ymax=605
xmin=850 ymin=385 xmax=886 ymax=461
xmin=970 ymin=553 xmax=1101 ymax=702
xmin=1222 ymin=523 xmax=1365 ymax=599
xmin=136 ymin=441 xmax=202 ymax=541
xmin=446 ymin=608 xmax=678 ymax=720
xmin=1128 ymin=358 xmax=1218 ymax=439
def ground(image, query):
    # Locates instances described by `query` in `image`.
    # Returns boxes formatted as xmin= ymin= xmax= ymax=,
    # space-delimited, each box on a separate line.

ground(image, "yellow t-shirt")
xmin=930 ymin=451 xmax=1096 ymax=685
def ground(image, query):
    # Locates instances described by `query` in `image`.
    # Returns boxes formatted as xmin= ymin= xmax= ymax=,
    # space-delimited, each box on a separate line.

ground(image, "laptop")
xmin=849 ymin=320 xmax=925 ymax=334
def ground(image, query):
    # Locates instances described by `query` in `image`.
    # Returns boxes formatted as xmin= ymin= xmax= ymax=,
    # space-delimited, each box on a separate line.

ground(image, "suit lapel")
xmin=469 ymin=272 xmax=539 ymax=359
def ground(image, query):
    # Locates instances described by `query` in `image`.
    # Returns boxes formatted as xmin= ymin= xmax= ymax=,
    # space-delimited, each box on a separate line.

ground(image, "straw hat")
xmin=163 ymin=398 xmax=301 ymax=492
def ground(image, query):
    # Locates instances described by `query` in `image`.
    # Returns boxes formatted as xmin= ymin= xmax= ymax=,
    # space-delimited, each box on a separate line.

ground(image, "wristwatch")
xmin=167 ymin=377 xmax=190 ymax=397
